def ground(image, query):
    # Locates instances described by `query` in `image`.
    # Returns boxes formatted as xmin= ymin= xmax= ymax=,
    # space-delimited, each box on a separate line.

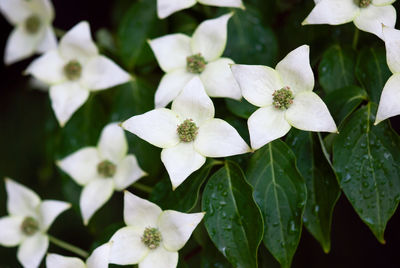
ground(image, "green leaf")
xmin=246 ymin=140 xmax=306 ymax=268
xmin=225 ymin=98 xmax=257 ymax=119
xmin=202 ymin=161 xmax=263 ymax=268
xmin=286 ymin=130 xmax=340 ymax=253
xmin=318 ymin=44 xmax=357 ymax=94
xmin=333 ymin=103 xmax=400 ymax=243
xmin=355 ymin=46 xmax=391 ymax=103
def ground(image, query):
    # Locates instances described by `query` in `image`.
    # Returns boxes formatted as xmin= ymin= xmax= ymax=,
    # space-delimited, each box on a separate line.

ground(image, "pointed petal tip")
xmin=301 ymin=19 xmax=308 ymax=26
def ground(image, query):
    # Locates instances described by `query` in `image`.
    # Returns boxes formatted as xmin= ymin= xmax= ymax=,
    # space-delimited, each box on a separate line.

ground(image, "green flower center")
xmin=21 ymin=217 xmax=39 ymax=236
xmin=355 ymin=0 xmax=371 ymax=7
xmin=24 ymin=15 xmax=41 ymax=34
xmin=97 ymin=160 xmax=117 ymax=178
xmin=186 ymin=53 xmax=207 ymax=74
xmin=272 ymin=86 xmax=294 ymax=110
xmin=177 ymin=119 xmax=199 ymax=142
xmin=64 ymin=60 xmax=82 ymax=81
xmin=141 ymin=227 xmax=162 ymax=249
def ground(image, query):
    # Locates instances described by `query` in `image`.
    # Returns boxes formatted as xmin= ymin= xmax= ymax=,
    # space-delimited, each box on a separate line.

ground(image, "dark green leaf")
xmin=246 ymin=140 xmax=306 ymax=268
xmin=225 ymin=98 xmax=257 ymax=119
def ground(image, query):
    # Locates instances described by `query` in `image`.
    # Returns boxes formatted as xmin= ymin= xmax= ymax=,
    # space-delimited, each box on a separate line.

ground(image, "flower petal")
xmin=123 ymin=191 xmax=162 ymax=229
xmin=302 ymin=0 xmax=359 ymax=25
xmin=5 ymin=178 xmax=41 ymax=217
xmin=36 ymin=26 xmax=57 ymax=54
xmin=98 ymin=123 xmax=128 ymax=163
xmin=80 ymin=178 xmax=114 ymax=225
xmin=157 ymin=0 xmax=196 ymax=19
xmin=375 ymin=74 xmax=400 ymax=124
xmin=171 ymin=76 xmax=215 ymax=125
xmin=198 ymin=0 xmax=244 ymax=8
xmin=276 ymin=45 xmax=314 ymax=94
xmin=29 ymin=0 xmax=54 ymax=21
xmin=4 ymin=26 xmax=41 ymax=65
xmin=0 ymin=0 xmax=31 ymax=24
xmin=57 ymin=147 xmax=101 ymax=186
xmin=25 ymin=49 xmax=66 ymax=85
xmin=139 ymin=247 xmax=178 ymax=268
xmin=373 ymin=0 xmax=396 ymax=5
xmin=0 ymin=216 xmax=24 ymax=246
xmin=122 ymin=109 xmax=180 ymax=149
xmin=383 ymin=26 xmax=400 ymax=73
xmin=158 ymin=210 xmax=204 ymax=251
xmin=191 ymin=13 xmax=232 ymax=62
xmin=59 ymin=21 xmax=98 ymax=62
xmin=86 ymin=242 xmax=113 ymax=268
xmin=155 ymin=70 xmax=195 ymax=108
xmin=200 ymin=58 xmax=241 ymax=100
xmin=81 ymin=55 xmax=131 ymax=91
xmin=38 ymin=200 xmax=70 ymax=231
xmin=49 ymin=82 xmax=90 ymax=127
xmin=114 ymin=155 xmax=147 ymax=191
xmin=149 ymin=34 xmax=192 ymax=72
xmin=354 ymin=5 xmax=396 ymax=39
xmin=46 ymin=254 xmax=86 ymax=268
xmin=285 ymin=91 xmax=337 ymax=132
xmin=231 ymin=64 xmax=282 ymax=107
xmin=195 ymin=118 xmax=251 ymax=157
xmin=17 ymin=233 xmax=48 ymax=268
xmin=161 ymin=143 xmax=206 ymax=189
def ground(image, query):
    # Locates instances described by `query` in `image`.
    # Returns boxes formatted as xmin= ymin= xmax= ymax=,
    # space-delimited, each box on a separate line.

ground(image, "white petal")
xmin=248 ymin=106 xmax=291 ymax=150
xmin=123 ymin=191 xmax=162 ymax=229
xmin=114 ymin=155 xmax=147 ymax=191
xmin=354 ymin=5 xmax=396 ymax=39
xmin=86 ymin=242 xmax=112 ymax=268
xmin=17 ymin=233 xmax=48 ymax=268
xmin=5 ymin=178 xmax=41 ymax=217
xmin=276 ymin=45 xmax=314 ymax=94
xmin=198 ymin=0 xmax=244 ymax=8
xmin=46 ymin=254 xmax=86 ymax=268
xmin=82 ymin=55 xmax=131 ymax=91
xmin=231 ymin=64 xmax=282 ymax=107
xmin=155 ymin=70 xmax=195 ymax=108
xmin=161 ymin=143 xmax=206 ymax=189
xmin=171 ymin=76 xmax=215 ymax=125
xmin=25 ymin=49 xmax=66 ymax=85
xmin=376 ymin=74 xmax=400 ymax=124
xmin=157 ymin=0 xmax=196 ymax=19
xmin=29 ymin=0 xmax=54 ymax=21
xmin=0 ymin=216 xmax=24 ymax=246
xmin=57 ymin=147 xmax=101 ymax=185
xmin=49 ymin=82 xmax=90 ymax=127
xmin=158 ymin=210 xmax=204 ymax=251
xmin=191 ymin=13 xmax=232 ymax=62
xmin=383 ymin=26 xmax=400 ymax=73
xmin=285 ymin=91 xmax=337 ymax=132
xmin=200 ymin=58 xmax=241 ymax=100
xmin=373 ymin=0 xmax=396 ymax=5
xmin=98 ymin=123 xmax=128 ymax=163
xmin=302 ymin=0 xmax=359 ymax=25
xmin=38 ymin=200 xmax=70 ymax=231
xmin=109 ymin=226 xmax=149 ymax=265
xmin=0 ymin=0 xmax=31 ymax=24
xmin=194 ymin=118 xmax=250 ymax=157
xmin=59 ymin=21 xmax=98 ymax=61
xmin=122 ymin=109 xmax=180 ymax=149
xmin=36 ymin=26 xmax=57 ymax=54
xmin=139 ymin=247 xmax=178 ymax=268
xmin=149 ymin=34 xmax=192 ymax=72
xmin=80 ymin=179 xmax=114 ymax=225
xmin=4 ymin=26 xmax=41 ymax=65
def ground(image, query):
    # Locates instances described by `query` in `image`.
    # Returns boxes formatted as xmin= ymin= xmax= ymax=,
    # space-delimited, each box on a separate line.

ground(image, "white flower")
xmin=302 ymin=0 xmax=396 ymax=39
xmin=148 ymin=13 xmax=242 ymax=108
xmin=57 ymin=123 xmax=147 ymax=225
xmin=0 ymin=178 xmax=70 ymax=268
xmin=0 ymin=0 xmax=56 ymax=64
xmin=109 ymin=191 xmax=204 ymax=268
xmin=25 ymin=21 xmax=131 ymax=127
xmin=232 ymin=45 xmax=337 ymax=150
xmin=46 ymin=242 xmax=112 ymax=268
xmin=157 ymin=0 xmax=244 ymax=19
xmin=122 ymin=77 xmax=250 ymax=189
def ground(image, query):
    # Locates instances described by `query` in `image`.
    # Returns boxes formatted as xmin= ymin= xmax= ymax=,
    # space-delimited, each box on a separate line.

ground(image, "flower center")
xmin=186 ymin=53 xmax=207 ymax=74
xmin=21 ymin=217 xmax=39 ymax=236
xmin=24 ymin=15 xmax=41 ymax=34
xmin=177 ymin=119 xmax=199 ymax=142
xmin=355 ymin=0 xmax=371 ymax=7
xmin=272 ymin=86 xmax=294 ymax=110
xmin=63 ymin=60 xmax=82 ymax=81
xmin=97 ymin=160 xmax=117 ymax=178
xmin=141 ymin=227 xmax=162 ymax=249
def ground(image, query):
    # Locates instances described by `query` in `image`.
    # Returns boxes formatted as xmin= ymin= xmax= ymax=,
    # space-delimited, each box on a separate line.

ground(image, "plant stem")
xmin=48 ymin=235 xmax=89 ymax=258
xmin=132 ymin=182 xmax=153 ymax=193
xmin=352 ymin=28 xmax=359 ymax=50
